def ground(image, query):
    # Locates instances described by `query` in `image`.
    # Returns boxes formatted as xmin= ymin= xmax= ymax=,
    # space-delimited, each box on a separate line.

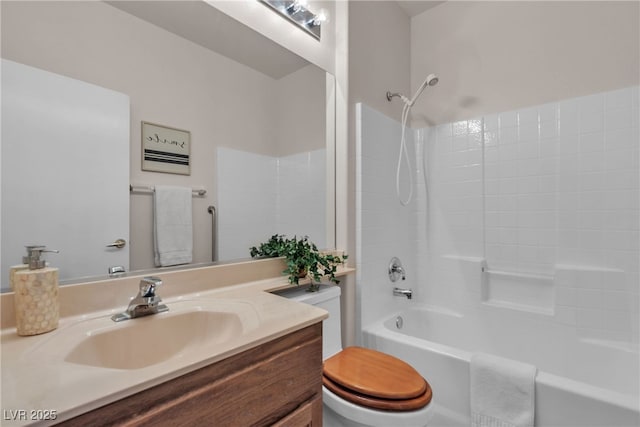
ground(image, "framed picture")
xmin=141 ymin=121 xmax=191 ymax=175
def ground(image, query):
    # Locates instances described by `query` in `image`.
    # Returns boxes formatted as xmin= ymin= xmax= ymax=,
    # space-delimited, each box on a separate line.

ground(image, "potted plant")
xmin=250 ymin=235 xmax=347 ymax=291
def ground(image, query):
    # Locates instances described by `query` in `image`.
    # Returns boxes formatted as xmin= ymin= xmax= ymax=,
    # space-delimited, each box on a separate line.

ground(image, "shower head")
xmin=407 ymin=73 xmax=438 ymax=107
xmin=386 ymin=73 xmax=439 ymax=106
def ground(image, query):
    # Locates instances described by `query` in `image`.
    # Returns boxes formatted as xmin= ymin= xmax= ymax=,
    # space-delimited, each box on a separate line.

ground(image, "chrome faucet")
xmin=388 ymin=257 xmax=406 ymax=282
xmin=111 ymin=276 xmax=169 ymax=322
xmin=393 ymin=287 xmax=413 ymax=300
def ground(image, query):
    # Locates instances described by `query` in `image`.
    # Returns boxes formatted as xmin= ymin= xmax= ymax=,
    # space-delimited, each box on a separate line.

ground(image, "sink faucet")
xmin=393 ymin=287 xmax=413 ymax=300
xmin=111 ymin=276 xmax=169 ymax=322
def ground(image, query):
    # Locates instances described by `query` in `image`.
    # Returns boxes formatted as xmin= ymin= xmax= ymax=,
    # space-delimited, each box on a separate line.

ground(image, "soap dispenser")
xmin=12 ymin=245 xmax=60 ymax=336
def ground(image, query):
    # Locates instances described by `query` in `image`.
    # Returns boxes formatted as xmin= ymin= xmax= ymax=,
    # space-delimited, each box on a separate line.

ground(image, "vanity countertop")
xmin=0 ymin=263 xmax=353 ymax=426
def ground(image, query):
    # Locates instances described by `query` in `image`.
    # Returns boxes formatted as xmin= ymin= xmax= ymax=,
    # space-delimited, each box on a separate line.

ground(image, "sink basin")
xmin=40 ymin=301 xmax=259 ymax=370
xmin=63 ymin=307 xmax=246 ymax=370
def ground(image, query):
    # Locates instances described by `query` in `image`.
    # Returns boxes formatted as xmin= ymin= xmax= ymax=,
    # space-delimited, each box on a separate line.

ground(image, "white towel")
xmin=470 ymin=353 xmax=537 ymax=427
xmin=153 ymin=185 xmax=193 ymax=267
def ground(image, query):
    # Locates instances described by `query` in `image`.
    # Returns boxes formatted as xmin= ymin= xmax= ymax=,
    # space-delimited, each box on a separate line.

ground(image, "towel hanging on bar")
xmin=153 ymin=185 xmax=193 ymax=267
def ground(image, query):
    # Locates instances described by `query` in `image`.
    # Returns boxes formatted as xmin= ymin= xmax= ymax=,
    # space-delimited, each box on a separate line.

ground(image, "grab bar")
xmin=208 ymin=205 xmax=216 ymax=261
xmin=481 ymin=265 xmax=554 ymax=281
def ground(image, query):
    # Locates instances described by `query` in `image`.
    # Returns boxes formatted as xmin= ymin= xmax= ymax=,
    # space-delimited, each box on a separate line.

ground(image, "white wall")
xmin=275 ymin=64 xmax=327 ymax=156
xmin=349 ymin=1 xmax=411 ymax=124
xmin=410 ymin=1 xmax=640 ymax=126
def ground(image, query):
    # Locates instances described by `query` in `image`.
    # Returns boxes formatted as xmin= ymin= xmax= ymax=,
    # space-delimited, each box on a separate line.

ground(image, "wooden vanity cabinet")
xmin=60 ymin=323 xmax=323 ymax=427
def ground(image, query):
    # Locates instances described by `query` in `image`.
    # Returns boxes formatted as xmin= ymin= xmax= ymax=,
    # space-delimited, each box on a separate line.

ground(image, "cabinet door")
xmin=272 ymin=396 xmax=322 ymax=427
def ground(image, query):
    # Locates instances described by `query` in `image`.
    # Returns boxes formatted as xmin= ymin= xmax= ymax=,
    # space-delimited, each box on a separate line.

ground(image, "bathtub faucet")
xmin=393 ymin=287 xmax=413 ymax=300
xmin=389 ymin=257 xmax=406 ymax=282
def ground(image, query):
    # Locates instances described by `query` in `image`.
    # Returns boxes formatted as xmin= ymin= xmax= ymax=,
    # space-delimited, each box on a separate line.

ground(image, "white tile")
xmin=579 ymin=152 xmax=604 ymax=173
xmin=559 ymin=100 xmax=580 ymax=136
xmin=575 ymin=269 xmax=604 ymax=289
xmin=538 ymin=175 xmax=557 ymax=193
xmin=605 ymin=169 xmax=638 ymax=190
xmin=605 ymin=127 xmax=635 ymax=151
xmin=579 ymin=132 xmax=604 ymax=153
xmin=484 ymin=114 xmax=499 ymax=131
xmin=579 ymin=92 xmax=605 ymax=114
xmin=580 ymin=109 xmax=605 ymax=134
xmin=604 ymin=148 xmax=636 ymax=170
xmin=606 ymin=108 xmax=633 ymax=131
xmin=575 ymin=288 xmax=603 ymax=308
xmin=539 ymin=138 xmax=558 ymax=158
xmin=605 ymin=87 xmax=633 ymax=111
xmin=517 ymin=106 xmax=539 ymax=125
xmin=558 ymin=229 xmax=579 ymax=248
xmin=468 ymin=132 xmax=483 ymax=150
xmin=603 ymin=290 xmax=633 ymax=311
xmin=579 ymin=211 xmax=604 ymax=229
xmin=499 ymin=126 xmax=518 ymax=145
xmin=516 ymin=176 xmax=539 ymax=193
xmin=555 ymin=306 xmax=577 ymax=325
xmin=603 ymin=310 xmax=633 ymax=333
xmin=437 ymin=122 xmax=453 ymax=139
xmin=580 ymin=172 xmax=605 ymax=191
xmin=484 ymin=130 xmax=498 ymax=147
xmin=632 ymin=86 xmax=640 ymax=111
xmin=540 ymin=120 xmax=558 ymax=139
xmin=575 ymin=307 xmax=603 ymax=329
xmin=499 ymin=111 xmax=518 ymax=128
xmin=539 ymin=102 xmax=558 ymax=123
xmin=468 ymin=119 xmax=483 ymax=134
xmin=452 ymin=134 xmax=468 ymax=152
xmin=517 ymin=158 xmax=540 ymax=176
xmin=558 ymin=173 xmax=580 ymax=192
xmin=558 ymin=134 xmax=579 ymax=155
xmin=452 ymin=120 xmax=468 ymax=136
xmin=518 ymin=122 xmax=539 ymax=142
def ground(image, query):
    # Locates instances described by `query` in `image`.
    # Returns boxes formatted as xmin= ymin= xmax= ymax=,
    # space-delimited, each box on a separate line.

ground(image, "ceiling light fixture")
xmin=260 ymin=0 xmax=326 ymax=40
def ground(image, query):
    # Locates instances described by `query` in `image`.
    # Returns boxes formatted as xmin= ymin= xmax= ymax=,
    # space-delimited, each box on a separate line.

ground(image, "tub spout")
xmin=393 ymin=287 xmax=412 ymax=300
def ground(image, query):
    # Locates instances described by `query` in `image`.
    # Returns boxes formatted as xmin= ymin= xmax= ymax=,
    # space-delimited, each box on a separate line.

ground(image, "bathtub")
xmin=362 ymin=305 xmax=640 ymax=427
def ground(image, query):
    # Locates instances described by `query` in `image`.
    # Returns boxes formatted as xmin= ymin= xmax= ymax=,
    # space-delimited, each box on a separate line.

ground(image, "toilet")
xmin=277 ymin=284 xmax=433 ymax=427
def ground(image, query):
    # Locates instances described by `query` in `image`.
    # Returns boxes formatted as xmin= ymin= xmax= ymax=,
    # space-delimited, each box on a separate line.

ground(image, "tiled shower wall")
xmin=421 ymin=86 xmax=639 ymax=343
xmin=217 ymin=147 xmax=326 ymax=260
xmin=357 ymin=86 xmax=638 ymax=344
xmin=356 ymin=104 xmax=419 ymax=329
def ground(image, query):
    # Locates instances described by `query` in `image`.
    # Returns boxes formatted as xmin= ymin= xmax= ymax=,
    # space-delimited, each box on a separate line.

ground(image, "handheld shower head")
xmin=407 ymin=73 xmax=438 ymax=106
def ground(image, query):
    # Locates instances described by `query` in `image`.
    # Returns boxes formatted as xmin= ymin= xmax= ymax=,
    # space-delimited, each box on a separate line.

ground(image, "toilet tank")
xmin=274 ymin=284 xmax=342 ymax=359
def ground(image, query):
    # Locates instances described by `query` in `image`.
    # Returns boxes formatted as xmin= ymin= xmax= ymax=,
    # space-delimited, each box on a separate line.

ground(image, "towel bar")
xmin=129 ymin=184 xmax=206 ymax=196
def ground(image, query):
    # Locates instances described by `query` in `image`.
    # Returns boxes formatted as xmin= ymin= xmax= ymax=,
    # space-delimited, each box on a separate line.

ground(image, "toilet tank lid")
xmin=273 ymin=283 xmax=341 ymax=305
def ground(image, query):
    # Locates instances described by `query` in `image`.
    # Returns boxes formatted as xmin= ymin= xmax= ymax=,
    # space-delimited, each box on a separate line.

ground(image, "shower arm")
xmin=386 ymin=91 xmax=401 ymax=102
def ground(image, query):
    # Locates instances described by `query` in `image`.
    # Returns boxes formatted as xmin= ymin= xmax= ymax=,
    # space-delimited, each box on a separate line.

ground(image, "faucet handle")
xmin=139 ymin=276 xmax=162 ymax=297
xmin=388 ymin=257 xmax=406 ymax=282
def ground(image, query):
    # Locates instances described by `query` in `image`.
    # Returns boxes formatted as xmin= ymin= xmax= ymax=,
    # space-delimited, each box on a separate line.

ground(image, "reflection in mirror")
xmin=0 ymin=0 xmax=335 ymax=291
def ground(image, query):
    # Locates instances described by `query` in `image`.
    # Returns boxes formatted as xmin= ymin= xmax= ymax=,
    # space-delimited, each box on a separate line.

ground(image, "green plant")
xmin=250 ymin=235 xmax=348 ymax=290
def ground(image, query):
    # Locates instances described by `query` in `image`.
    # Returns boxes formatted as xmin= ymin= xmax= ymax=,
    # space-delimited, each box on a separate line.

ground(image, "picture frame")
xmin=141 ymin=121 xmax=191 ymax=175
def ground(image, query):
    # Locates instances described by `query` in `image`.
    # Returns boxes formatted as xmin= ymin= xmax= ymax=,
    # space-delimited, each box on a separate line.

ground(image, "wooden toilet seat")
xmin=322 ymin=346 xmax=432 ymax=411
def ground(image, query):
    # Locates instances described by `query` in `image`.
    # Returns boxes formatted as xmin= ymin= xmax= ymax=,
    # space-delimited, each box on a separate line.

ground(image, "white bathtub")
xmin=362 ymin=305 xmax=640 ymax=427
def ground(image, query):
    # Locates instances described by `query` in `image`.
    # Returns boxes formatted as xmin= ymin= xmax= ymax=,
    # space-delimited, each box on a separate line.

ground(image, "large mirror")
xmin=0 ymin=1 xmax=335 ymax=291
